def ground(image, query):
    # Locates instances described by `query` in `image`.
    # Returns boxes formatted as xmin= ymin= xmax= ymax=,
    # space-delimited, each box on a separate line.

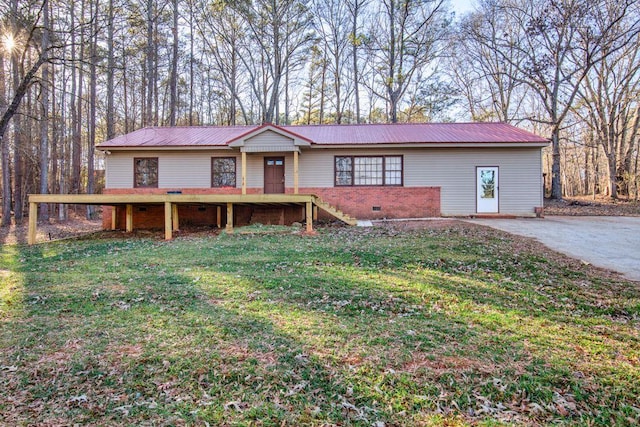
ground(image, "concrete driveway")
xmin=466 ymin=216 xmax=640 ymax=281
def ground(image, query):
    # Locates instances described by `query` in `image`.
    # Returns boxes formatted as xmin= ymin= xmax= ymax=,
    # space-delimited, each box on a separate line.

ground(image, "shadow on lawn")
xmin=1 ymin=242 xmax=379 ymax=425
xmin=3 ymin=229 xmax=640 ymax=426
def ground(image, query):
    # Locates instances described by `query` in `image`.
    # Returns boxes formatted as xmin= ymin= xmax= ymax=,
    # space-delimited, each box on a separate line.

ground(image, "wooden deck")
xmin=27 ymin=193 xmax=357 ymax=245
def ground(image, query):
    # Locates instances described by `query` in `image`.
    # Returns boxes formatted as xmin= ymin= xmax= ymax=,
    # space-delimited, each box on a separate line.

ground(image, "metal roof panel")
xmin=97 ymin=123 xmax=548 ymax=148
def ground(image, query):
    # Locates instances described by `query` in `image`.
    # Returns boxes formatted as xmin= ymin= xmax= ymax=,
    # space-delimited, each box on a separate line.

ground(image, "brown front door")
xmin=264 ymin=157 xmax=285 ymax=193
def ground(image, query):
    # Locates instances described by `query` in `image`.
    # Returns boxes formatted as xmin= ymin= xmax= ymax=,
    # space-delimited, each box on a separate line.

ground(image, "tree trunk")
xmin=169 ymin=0 xmax=179 ymax=126
xmin=0 ymin=54 xmax=10 ymax=227
xmin=189 ymin=0 xmax=194 ymax=125
xmin=145 ymin=0 xmax=154 ymax=126
xmin=87 ymin=0 xmax=98 ymax=219
xmin=39 ymin=0 xmax=51 ymax=221
xmin=11 ymin=0 xmax=23 ymax=222
xmin=72 ymin=0 xmax=83 ymax=194
xmin=12 ymin=112 xmax=23 ymax=222
xmin=106 ymin=0 xmax=115 ymax=139
xmin=550 ymin=128 xmax=563 ymax=199
xmin=352 ymin=0 xmax=361 ymax=123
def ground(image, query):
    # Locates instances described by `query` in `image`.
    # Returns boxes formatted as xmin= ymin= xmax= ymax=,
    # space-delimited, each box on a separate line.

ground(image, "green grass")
xmin=1 ymin=223 xmax=639 ymax=426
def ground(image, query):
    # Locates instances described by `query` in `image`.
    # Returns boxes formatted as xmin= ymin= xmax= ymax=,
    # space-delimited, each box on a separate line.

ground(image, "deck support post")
xmin=172 ymin=204 xmax=179 ymax=231
xmin=241 ymin=151 xmax=247 ymax=195
xmin=125 ymin=204 xmax=133 ymax=232
xmin=226 ymin=203 xmax=234 ymax=233
xmin=164 ymin=202 xmax=173 ymax=240
xmin=293 ymin=150 xmax=299 ymax=194
xmin=216 ymin=206 xmax=221 ymax=228
xmin=28 ymin=202 xmax=38 ymax=245
xmin=313 ymin=206 xmax=318 ymax=221
xmin=111 ymin=207 xmax=117 ymax=230
xmin=306 ymin=201 xmax=313 ymax=233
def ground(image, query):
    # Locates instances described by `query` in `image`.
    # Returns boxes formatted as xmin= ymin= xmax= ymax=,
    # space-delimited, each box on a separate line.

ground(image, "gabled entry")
xmin=476 ymin=166 xmax=499 ymax=213
xmin=264 ymin=157 xmax=285 ymax=194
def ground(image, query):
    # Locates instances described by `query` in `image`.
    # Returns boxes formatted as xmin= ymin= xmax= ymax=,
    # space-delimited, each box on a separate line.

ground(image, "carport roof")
xmin=97 ymin=122 xmax=549 ymax=149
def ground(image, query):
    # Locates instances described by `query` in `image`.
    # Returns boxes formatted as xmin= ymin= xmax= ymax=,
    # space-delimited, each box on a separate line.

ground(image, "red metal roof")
xmin=97 ymin=122 xmax=548 ymax=148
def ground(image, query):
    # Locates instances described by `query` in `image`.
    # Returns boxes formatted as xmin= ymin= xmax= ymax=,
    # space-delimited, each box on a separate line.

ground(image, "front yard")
xmin=1 ymin=222 xmax=639 ymax=425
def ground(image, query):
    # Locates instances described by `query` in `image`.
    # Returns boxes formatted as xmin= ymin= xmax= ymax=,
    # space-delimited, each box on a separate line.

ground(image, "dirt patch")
xmin=545 ymin=195 xmax=640 ymax=216
xmin=0 ymin=212 xmax=103 ymax=245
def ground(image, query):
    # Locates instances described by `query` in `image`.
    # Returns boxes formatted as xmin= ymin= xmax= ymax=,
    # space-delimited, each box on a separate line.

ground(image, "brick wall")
xmin=297 ymin=187 xmax=440 ymax=219
xmin=101 ymin=186 xmax=440 ymax=229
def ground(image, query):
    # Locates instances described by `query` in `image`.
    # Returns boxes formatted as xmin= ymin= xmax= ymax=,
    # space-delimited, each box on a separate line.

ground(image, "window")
xmin=335 ymin=156 xmax=403 ymax=186
xmin=134 ymin=157 xmax=158 ymax=188
xmin=335 ymin=157 xmax=353 ymax=186
xmin=212 ymin=157 xmax=236 ymax=187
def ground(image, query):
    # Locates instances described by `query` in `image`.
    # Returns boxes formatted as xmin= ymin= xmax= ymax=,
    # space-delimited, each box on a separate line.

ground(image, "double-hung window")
xmin=335 ymin=155 xmax=403 ymax=186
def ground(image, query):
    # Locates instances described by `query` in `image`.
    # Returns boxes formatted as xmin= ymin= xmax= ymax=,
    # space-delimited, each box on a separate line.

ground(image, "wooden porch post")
xmin=125 ymin=204 xmax=133 ymax=232
xmin=306 ymin=201 xmax=313 ymax=233
xmin=172 ymin=204 xmax=179 ymax=231
xmin=111 ymin=207 xmax=117 ymax=230
xmin=216 ymin=206 xmax=221 ymax=228
xmin=294 ymin=150 xmax=299 ymax=194
xmin=226 ymin=203 xmax=234 ymax=233
xmin=28 ymin=202 xmax=38 ymax=245
xmin=164 ymin=202 xmax=173 ymax=240
xmin=241 ymin=151 xmax=247 ymax=195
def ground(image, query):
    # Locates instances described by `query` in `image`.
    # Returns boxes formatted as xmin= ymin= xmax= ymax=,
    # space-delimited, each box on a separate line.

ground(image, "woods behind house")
xmin=1 ymin=0 xmax=639 ymax=225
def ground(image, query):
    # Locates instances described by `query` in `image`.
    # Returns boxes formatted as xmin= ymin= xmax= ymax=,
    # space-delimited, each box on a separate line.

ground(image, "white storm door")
xmin=476 ymin=166 xmax=499 ymax=213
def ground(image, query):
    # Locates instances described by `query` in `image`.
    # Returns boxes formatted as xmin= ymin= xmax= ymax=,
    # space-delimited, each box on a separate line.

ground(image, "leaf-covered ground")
xmin=1 ymin=223 xmax=639 ymax=426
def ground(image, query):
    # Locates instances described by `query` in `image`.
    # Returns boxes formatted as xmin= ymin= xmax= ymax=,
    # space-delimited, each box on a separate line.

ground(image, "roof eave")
xmin=310 ymin=142 xmax=549 ymax=149
xmin=97 ymin=145 xmax=234 ymax=151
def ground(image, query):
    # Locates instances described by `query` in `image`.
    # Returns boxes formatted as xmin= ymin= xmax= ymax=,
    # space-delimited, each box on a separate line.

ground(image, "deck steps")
xmin=312 ymin=196 xmax=358 ymax=226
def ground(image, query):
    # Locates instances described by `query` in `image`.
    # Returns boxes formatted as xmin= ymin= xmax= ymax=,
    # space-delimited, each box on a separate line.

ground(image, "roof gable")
xmin=227 ymin=124 xmax=312 ymax=149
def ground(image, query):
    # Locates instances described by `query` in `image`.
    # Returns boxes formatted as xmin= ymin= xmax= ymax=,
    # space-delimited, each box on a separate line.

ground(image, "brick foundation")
xmin=297 ymin=187 xmax=440 ymax=220
xmin=101 ymin=186 xmax=440 ymax=229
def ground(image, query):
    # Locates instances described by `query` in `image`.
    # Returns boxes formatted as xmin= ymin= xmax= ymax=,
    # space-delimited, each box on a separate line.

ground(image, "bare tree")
xmin=575 ymin=10 xmax=640 ymax=198
xmin=168 ymin=0 xmax=178 ymax=126
xmin=106 ymin=0 xmax=115 ymax=139
xmin=196 ymin=1 xmax=249 ymax=125
xmin=365 ymin=0 xmax=450 ymax=123
xmin=346 ymin=0 xmax=369 ymax=123
xmin=0 ymin=1 xmax=51 ymax=225
xmin=235 ymin=0 xmax=314 ymax=124
xmin=313 ymin=0 xmax=351 ymax=123
xmin=494 ymin=0 xmax=639 ymax=199
xmin=449 ymin=0 xmax=528 ymax=122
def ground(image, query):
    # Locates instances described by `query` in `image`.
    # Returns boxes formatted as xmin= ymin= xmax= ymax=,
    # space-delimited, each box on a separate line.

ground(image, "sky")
xmin=450 ymin=0 xmax=476 ymax=16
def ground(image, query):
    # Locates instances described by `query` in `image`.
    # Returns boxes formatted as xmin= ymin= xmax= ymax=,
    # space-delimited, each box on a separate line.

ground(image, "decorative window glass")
xmin=335 ymin=157 xmax=353 ymax=186
xmin=212 ymin=157 xmax=237 ymax=187
xmin=134 ymin=157 xmax=158 ymax=188
xmin=335 ymin=156 xmax=403 ymax=186
xmin=480 ymin=170 xmax=495 ymax=198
